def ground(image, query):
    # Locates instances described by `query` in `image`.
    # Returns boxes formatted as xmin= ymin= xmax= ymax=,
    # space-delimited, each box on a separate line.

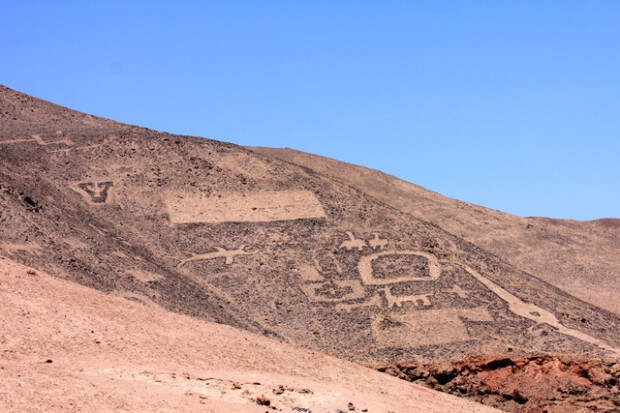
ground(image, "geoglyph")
xmin=298 ymin=230 xmax=620 ymax=355
xmin=177 ymin=246 xmax=253 ymax=267
xmin=457 ymin=263 xmax=620 ymax=356
xmin=372 ymin=307 xmax=493 ymax=347
xmin=0 ymin=132 xmax=73 ymax=147
xmin=166 ymin=190 xmax=325 ymax=224
xmin=358 ymin=250 xmax=441 ymax=285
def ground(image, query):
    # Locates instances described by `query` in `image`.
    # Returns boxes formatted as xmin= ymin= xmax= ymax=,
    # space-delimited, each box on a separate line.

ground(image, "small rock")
xmin=256 ymin=395 xmax=270 ymax=406
xmin=348 ymin=401 xmax=355 ymax=410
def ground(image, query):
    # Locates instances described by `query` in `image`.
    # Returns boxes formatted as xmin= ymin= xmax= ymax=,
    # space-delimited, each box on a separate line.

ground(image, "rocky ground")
xmin=1 ymin=84 xmax=618 ymax=411
xmin=250 ymin=147 xmax=620 ymax=316
xmin=378 ymin=355 xmax=619 ymax=412
xmin=0 ymin=256 xmax=497 ymax=412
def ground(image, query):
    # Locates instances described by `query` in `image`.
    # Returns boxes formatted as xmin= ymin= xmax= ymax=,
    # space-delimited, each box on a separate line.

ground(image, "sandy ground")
xmin=0 ymin=256 xmax=496 ymax=412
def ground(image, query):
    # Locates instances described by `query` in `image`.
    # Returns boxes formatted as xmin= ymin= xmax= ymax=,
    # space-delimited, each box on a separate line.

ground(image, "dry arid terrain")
xmin=1 ymin=85 xmax=618 ymax=411
xmin=249 ymin=147 xmax=620 ymax=315
xmin=1 ymin=256 xmax=497 ymax=412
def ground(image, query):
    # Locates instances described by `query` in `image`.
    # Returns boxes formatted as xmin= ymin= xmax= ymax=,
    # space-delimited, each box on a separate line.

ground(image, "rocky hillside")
xmin=2 ymin=256 xmax=495 ymax=412
xmin=249 ymin=147 xmax=620 ymax=315
xmin=1 ymin=84 xmax=618 ymax=410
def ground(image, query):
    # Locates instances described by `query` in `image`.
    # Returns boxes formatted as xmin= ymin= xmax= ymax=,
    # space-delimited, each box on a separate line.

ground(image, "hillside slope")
xmin=1 ymin=84 xmax=618 ymax=370
xmin=249 ymin=147 xmax=620 ymax=315
xmin=1 ymin=256 xmax=498 ymax=412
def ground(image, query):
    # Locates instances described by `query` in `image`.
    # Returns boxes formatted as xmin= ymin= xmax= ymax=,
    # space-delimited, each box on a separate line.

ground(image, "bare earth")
xmin=0 ymin=256 xmax=496 ymax=412
xmin=249 ymin=147 xmax=620 ymax=315
xmin=1 ymin=85 xmax=618 ymax=411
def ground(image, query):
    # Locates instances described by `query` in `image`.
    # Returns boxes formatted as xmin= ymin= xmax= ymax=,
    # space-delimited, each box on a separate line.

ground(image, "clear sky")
xmin=1 ymin=2 xmax=618 ymax=220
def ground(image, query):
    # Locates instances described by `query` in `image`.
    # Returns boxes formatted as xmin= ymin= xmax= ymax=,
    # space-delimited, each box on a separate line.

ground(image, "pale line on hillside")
xmin=0 ymin=134 xmax=73 ymax=147
xmin=457 ymin=263 xmax=620 ymax=357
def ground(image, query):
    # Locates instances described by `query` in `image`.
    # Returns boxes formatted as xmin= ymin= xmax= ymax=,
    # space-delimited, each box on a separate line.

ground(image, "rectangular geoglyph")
xmin=166 ymin=190 xmax=325 ymax=224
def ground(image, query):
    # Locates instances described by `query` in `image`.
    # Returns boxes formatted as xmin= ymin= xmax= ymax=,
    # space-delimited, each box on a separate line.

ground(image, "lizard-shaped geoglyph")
xmin=177 ymin=246 xmax=253 ymax=267
xmin=458 ymin=262 xmax=620 ymax=357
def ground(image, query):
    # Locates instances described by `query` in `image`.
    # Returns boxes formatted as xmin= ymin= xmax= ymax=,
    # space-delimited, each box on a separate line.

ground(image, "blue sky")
xmin=1 ymin=1 xmax=618 ymax=220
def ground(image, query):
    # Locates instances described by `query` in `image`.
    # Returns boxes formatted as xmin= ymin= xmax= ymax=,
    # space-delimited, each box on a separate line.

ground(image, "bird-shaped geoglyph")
xmin=177 ymin=246 xmax=253 ymax=267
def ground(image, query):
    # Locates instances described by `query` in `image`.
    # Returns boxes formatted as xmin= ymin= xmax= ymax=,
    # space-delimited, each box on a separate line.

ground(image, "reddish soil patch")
xmin=378 ymin=355 xmax=619 ymax=412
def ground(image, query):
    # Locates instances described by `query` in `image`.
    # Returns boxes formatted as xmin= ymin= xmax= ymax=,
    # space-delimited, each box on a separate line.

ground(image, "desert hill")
xmin=249 ymin=147 xmax=620 ymax=315
xmin=1 ymin=84 xmax=619 ymax=410
xmin=1 ymin=84 xmax=618 ymax=362
xmin=1 ymin=256 xmax=497 ymax=412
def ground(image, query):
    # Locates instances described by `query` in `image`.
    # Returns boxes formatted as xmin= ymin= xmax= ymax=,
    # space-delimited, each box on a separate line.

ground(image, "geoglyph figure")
xmin=339 ymin=231 xmax=367 ymax=251
xmin=303 ymin=232 xmax=454 ymax=307
xmin=0 ymin=132 xmax=73 ymax=147
xmin=78 ymin=181 xmax=114 ymax=203
xmin=358 ymin=250 xmax=441 ymax=285
xmin=383 ymin=287 xmax=432 ymax=308
xmin=177 ymin=246 xmax=253 ymax=267
xmin=300 ymin=230 xmax=620 ymax=356
xmin=372 ymin=307 xmax=493 ymax=347
xmin=300 ymin=280 xmax=366 ymax=303
xmin=368 ymin=233 xmax=388 ymax=250
xmin=457 ymin=263 xmax=620 ymax=357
